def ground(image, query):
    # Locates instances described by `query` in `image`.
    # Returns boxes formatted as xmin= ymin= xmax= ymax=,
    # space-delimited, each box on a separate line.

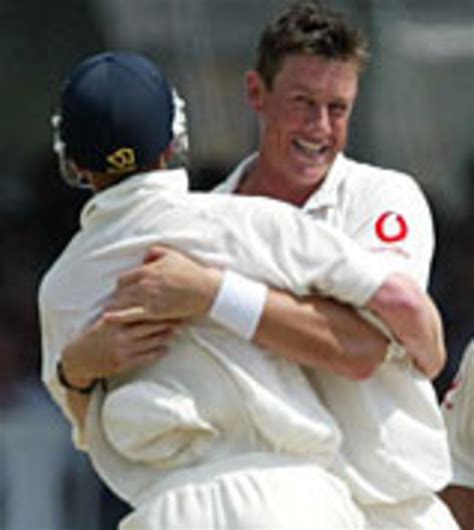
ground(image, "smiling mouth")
xmin=293 ymin=138 xmax=328 ymax=159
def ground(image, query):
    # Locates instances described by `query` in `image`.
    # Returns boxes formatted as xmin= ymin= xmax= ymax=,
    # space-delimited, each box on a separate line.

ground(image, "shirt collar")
xmin=214 ymin=153 xmax=258 ymax=194
xmin=218 ymin=152 xmax=348 ymax=211
xmin=80 ymin=168 xmax=189 ymax=227
xmin=302 ymin=152 xmax=349 ymax=212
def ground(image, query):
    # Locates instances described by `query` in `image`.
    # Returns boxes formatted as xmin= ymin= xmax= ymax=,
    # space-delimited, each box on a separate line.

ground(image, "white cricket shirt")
xmin=442 ymin=339 xmax=474 ymax=488
xmin=219 ymin=153 xmax=451 ymax=504
xmin=39 ymin=168 xmax=393 ymax=505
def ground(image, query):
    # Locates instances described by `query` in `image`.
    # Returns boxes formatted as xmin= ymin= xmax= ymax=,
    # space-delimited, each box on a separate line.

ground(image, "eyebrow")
xmin=287 ymin=86 xmax=352 ymax=104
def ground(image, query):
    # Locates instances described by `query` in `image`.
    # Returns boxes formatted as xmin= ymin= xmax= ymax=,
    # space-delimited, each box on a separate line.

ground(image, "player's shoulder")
xmin=188 ymin=189 xmax=295 ymax=217
xmin=343 ymin=155 xmax=426 ymax=205
xmin=344 ymin=156 xmax=424 ymax=196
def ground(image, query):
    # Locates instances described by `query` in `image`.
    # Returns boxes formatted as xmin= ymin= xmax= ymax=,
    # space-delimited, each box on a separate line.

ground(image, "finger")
xmin=126 ymin=347 xmax=169 ymax=369
xmin=106 ymin=289 xmax=137 ymax=311
xmin=127 ymin=322 xmax=177 ymax=340
xmin=417 ymin=362 xmax=434 ymax=380
xmin=113 ymin=326 xmax=176 ymax=356
xmin=412 ymin=356 xmax=435 ymax=379
xmin=160 ymin=318 xmax=185 ymax=327
xmin=104 ymin=307 xmax=147 ymax=324
xmin=116 ymin=267 xmax=146 ymax=288
xmin=120 ymin=332 xmax=173 ymax=361
xmin=132 ymin=332 xmax=174 ymax=354
xmin=144 ymin=245 xmax=170 ymax=264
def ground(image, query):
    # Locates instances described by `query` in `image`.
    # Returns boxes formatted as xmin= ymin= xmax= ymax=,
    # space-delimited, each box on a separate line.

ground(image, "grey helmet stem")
xmin=51 ymin=112 xmax=91 ymax=189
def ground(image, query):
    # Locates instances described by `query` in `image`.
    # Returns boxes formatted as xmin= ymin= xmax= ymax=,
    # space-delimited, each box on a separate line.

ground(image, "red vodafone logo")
xmin=375 ymin=211 xmax=408 ymax=243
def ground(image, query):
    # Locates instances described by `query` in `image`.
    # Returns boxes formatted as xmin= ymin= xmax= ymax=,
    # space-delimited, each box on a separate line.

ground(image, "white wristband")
xmin=209 ymin=270 xmax=268 ymax=340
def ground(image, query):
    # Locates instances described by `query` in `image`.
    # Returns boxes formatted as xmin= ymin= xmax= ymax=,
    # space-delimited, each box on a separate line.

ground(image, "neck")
xmin=237 ymin=156 xmax=325 ymax=207
xmin=89 ymin=171 xmax=132 ymax=192
xmin=89 ymin=155 xmax=167 ymax=192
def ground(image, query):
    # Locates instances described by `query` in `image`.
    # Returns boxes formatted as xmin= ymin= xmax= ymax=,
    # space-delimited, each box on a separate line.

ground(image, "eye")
xmin=292 ymin=94 xmax=311 ymax=105
xmin=329 ymin=102 xmax=349 ymax=117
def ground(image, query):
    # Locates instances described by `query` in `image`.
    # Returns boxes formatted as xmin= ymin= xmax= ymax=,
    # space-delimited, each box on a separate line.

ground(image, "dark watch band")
xmin=56 ymin=360 xmax=100 ymax=395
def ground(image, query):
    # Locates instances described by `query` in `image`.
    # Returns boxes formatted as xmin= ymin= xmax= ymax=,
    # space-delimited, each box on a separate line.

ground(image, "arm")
xmin=108 ymin=246 xmax=445 ymax=379
xmin=255 ymin=288 xmax=388 ymax=380
xmin=76 ymin=171 xmax=445 ymax=385
xmin=58 ymin=312 xmax=174 ymax=432
xmin=366 ymin=272 xmax=445 ymax=378
xmin=439 ymin=486 xmax=474 ymax=530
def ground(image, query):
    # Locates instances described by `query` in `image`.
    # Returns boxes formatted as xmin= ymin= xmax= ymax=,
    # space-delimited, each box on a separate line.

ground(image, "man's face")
xmin=247 ymin=54 xmax=359 ymax=188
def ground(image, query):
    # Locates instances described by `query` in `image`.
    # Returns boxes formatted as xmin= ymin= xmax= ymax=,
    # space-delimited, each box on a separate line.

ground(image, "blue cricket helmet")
xmin=58 ymin=51 xmax=174 ymax=177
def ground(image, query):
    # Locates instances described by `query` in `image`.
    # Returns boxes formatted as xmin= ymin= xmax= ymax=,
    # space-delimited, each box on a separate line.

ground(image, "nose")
xmin=305 ymin=105 xmax=330 ymax=134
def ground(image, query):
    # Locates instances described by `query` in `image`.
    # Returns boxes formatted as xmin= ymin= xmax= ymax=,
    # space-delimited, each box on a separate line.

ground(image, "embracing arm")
xmin=58 ymin=312 xmax=174 ymax=433
xmin=108 ymin=246 xmax=445 ymax=380
xmin=54 ymin=247 xmax=445 ymax=436
xmin=258 ymin=269 xmax=445 ymax=378
xmin=255 ymin=288 xmax=388 ymax=379
xmin=55 ymin=254 xmax=385 ymax=435
xmin=366 ymin=272 xmax=445 ymax=378
xmin=55 ymin=264 xmax=444 ymax=435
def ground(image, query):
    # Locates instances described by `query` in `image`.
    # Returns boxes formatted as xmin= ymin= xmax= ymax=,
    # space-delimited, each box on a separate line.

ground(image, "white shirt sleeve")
xmin=38 ymin=275 xmax=91 ymax=451
xmin=346 ymin=169 xmax=435 ymax=289
xmin=203 ymin=195 xmax=396 ymax=308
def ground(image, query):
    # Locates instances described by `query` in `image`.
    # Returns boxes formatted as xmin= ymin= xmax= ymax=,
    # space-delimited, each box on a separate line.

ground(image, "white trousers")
xmin=119 ymin=455 xmax=366 ymax=529
xmin=118 ymin=453 xmax=459 ymax=530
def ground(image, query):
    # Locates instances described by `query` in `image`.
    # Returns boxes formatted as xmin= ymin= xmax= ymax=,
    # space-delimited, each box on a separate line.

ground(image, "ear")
xmin=70 ymin=161 xmax=94 ymax=186
xmin=245 ymin=70 xmax=266 ymax=113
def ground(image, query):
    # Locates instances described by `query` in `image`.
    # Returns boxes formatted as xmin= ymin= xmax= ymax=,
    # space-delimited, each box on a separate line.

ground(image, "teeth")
xmin=295 ymin=139 xmax=325 ymax=155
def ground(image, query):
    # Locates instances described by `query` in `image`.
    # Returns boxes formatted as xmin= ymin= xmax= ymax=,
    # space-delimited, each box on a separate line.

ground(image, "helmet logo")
xmin=107 ymin=147 xmax=137 ymax=173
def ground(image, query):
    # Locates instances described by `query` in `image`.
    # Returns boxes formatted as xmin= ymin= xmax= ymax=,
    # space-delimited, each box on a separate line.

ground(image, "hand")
xmin=405 ymin=294 xmax=446 ymax=379
xmin=107 ymin=245 xmax=222 ymax=321
xmin=61 ymin=309 xmax=175 ymax=386
xmin=367 ymin=273 xmax=446 ymax=379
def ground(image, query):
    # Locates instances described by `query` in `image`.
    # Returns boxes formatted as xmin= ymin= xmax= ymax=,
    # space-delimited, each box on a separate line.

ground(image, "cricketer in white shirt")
xmin=40 ymin=167 xmax=405 ymax=529
xmin=218 ymin=152 xmax=455 ymax=529
xmin=40 ymin=156 xmax=456 ymax=528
